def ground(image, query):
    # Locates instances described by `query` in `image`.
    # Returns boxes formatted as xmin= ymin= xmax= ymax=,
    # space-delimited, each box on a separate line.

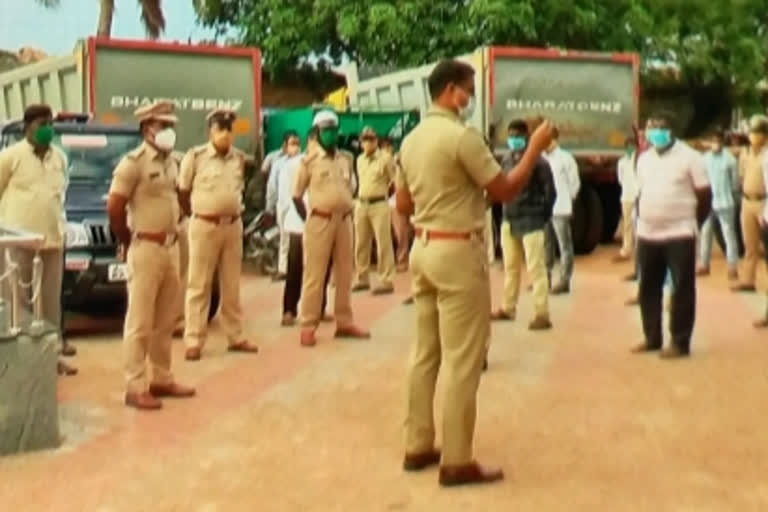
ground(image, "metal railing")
xmin=0 ymin=223 xmax=45 ymax=337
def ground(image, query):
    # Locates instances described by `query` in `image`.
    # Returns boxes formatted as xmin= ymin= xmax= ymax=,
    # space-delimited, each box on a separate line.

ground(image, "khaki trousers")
xmin=620 ymin=201 xmax=635 ymax=257
xmin=741 ymin=198 xmax=764 ymax=285
xmin=391 ymin=206 xmax=410 ymax=266
xmin=123 ymin=240 xmax=179 ymax=393
xmin=354 ymin=201 xmax=395 ymax=287
xmin=176 ymin=218 xmax=189 ymax=324
xmin=184 ymin=217 xmax=243 ymax=348
xmin=301 ymin=213 xmax=354 ymax=328
xmin=405 ymin=233 xmax=490 ymax=466
xmin=5 ymin=247 xmax=63 ymax=331
xmin=485 ymin=209 xmax=495 ymax=263
xmin=500 ymin=222 xmax=548 ymax=317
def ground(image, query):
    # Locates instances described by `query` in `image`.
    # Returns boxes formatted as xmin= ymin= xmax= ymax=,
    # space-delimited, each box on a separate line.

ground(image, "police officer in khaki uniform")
xmin=352 ymin=126 xmax=397 ymax=294
xmin=177 ymin=109 xmax=258 ymax=361
xmin=397 ymin=60 xmax=553 ymax=486
xmin=293 ymin=110 xmax=370 ymax=347
xmin=733 ymin=115 xmax=768 ymax=292
xmin=106 ymin=101 xmax=195 ymax=410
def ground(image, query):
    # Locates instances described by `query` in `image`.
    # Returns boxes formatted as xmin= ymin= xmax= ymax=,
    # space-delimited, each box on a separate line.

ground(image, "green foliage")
xmin=196 ymin=0 xmax=768 ymax=102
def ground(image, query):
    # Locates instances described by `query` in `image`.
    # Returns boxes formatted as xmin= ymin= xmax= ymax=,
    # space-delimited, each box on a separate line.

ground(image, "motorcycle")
xmin=243 ymin=211 xmax=280 ymax=276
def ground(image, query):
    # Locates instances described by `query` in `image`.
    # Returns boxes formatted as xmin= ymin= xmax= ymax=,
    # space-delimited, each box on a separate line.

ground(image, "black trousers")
xmin=283 ymin=233 xmax=330 ymax=316
xmin=637 ymin=237 xmax=696 ymax=350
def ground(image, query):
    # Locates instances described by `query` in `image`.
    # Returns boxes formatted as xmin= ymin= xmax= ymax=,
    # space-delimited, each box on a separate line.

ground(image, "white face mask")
xmin=154 ymin=127 xmax=177 ymax=152
xmin=459 ymin=96 xmax=476 ymax=122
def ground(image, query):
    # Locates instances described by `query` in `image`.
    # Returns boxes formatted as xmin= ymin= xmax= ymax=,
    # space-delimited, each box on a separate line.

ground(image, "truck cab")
xmin=0 ymin=114 xmax=219 ymax=316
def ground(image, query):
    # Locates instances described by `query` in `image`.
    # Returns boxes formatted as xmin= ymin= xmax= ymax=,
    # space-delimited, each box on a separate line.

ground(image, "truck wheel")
xmin=208 ymin=278 xmax=220 ymax=322
xmin=572 ymin=186 xmax=604 ymax=255
xmin=595 ymin=182 xmax=622 ymax=244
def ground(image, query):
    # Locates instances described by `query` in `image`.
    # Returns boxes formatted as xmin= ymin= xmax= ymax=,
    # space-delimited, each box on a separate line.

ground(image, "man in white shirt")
xmin=265 ymin=131 xmax=299 ymax=279
xmin=632 ymin=112 xmax=711 ymax=359
xmin=544 ymin=128 xmax=580 ymax=294
xmin=615 ymin=136 xmax=638 ymax=262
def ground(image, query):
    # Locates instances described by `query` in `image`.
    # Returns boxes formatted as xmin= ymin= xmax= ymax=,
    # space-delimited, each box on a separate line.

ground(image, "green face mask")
xmin=33 ymin=124 xmax=55 ymax=146
xmin=318 ymin=128 xmax=338 ymax=149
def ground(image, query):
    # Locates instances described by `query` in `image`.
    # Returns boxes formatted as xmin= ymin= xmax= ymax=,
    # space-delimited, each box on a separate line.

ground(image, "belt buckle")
xmin=163 ymin=233 xmax=175 ymax=247
xmin=420 ymin=228 xmax=429 ymax=244
xmin=218 ymin=216 xmax=228 ymax=226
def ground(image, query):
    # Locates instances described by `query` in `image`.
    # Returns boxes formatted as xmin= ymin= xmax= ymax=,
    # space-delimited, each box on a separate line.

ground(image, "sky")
xmin=0 ymin=0 xmax=221 ymax=55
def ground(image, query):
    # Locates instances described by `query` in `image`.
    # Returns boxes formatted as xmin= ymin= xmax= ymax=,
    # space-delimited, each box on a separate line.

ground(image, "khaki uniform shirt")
xmin=293 ymin=147 xmax=355 ymax=214
xmin=357 ymin=150 xmax=395 ymax=199
xmin=397 ymin=106 xmax=501 ymax=232
xmin=109 ymin=142 xmax=180 ymax=234
xmin=740 ymin=147 xmax=767 ymax=197
xmin=0 ymin=140 xmax=67 ymax=248
xmin=177 ymin=143 xmax=244 ymax=216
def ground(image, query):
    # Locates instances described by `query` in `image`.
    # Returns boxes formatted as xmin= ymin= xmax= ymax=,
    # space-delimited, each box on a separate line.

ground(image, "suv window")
xmin=6 ymin=131 xmax=141 ymax=182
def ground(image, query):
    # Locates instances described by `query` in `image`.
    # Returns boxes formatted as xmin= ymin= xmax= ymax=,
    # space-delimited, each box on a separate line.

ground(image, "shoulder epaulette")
xmin=126 ymin=145 xmax=146 ymax=160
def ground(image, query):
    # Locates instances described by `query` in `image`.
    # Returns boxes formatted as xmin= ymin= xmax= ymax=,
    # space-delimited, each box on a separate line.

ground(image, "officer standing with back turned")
xmin=106 ymin=101 xmax=195 ymax=410
xmin=397 ymin=59 xmax=553 ymax=487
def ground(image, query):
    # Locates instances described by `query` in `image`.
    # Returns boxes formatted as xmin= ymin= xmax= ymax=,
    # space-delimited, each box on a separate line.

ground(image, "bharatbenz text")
xmin=110 ymin=96 xmax=244 ymax=112
xmin=505 ymin=99 xmax=623 ymax=114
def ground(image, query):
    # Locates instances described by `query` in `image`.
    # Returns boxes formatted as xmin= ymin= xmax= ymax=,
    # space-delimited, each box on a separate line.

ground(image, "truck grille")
xmin=88 ymin=224 xmax=116 ymax=247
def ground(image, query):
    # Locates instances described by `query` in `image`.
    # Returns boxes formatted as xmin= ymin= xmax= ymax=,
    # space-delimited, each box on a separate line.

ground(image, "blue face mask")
xmin=507 ymin=136 xmax=526 ymax=151
xmin=646 ymin=128 xmax=672 ymax=149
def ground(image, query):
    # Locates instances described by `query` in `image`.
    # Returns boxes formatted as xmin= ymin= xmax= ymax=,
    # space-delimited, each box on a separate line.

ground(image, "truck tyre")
xmin=595 ymin=182 xmax=622 ymax=244
xmin=572 ymin=186 xmax=604 ymax=255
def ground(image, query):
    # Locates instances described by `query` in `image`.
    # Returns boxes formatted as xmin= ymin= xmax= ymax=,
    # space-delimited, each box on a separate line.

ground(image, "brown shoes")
xmin=612 ymin=254 xmax=630 ymax=263
xmin=438 ymin=462 xmax=504 ymax=487
xmin=490 ymin=309 xmax=515 ymax=322
xmin=125 ymin=391 xmax=162 ymax=410
xmin=753 ymin=317 xmax=768 ymax=329
xmin=61 ymin=343 xmax=77 ymax=357
xmin=631 ymin=341 xmax=661 ymax=353
xmin=335 ymin=325 xmax=371 ymax=340
xmin=731 ymin=283 xmax=757 ymax=293
xmin=148 ymin=382 xmax=196 ymax=398
xmin=372 ymin=285 xmax=395 ymax=295
xmin=300 ymin=329 xmax=317 ymax=347
xmin=402 ymin=296 xmax=414 ymax=305
xmin=57 ymin=360 xmax=78 ymax=376
xmin=659 ymin=345 xmax=690 ymax=359
xmin=185 ymin=347 xmax=202 ymax=361
xmin=403 ymin=449 xmax=441 ymax=471
xmin=351 ymin=283 xmax=370 ymax=292
xmin=695 ymin=266 xmax=710 ymax=277
xmin=528 ymin=315 xmax=552 ymax=331
xmin=228 ymin=341 xmax=259 ymax=354
xmin=550 ymin=281 xmax=570 ymax=295
xmin=281 ymin=313 xmax=296 ymax=327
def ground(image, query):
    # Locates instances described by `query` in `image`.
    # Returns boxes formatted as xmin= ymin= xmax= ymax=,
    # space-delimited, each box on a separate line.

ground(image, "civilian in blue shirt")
xmin=697 ymin=131 xmax=740 ymax=279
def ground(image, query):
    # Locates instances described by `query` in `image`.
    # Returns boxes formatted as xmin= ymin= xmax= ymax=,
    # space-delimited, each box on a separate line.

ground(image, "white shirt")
xmin=266 ymin=154 xmax=299 ymax=217
xmin=545 ymin=145 xmax=580 ymax=216
xmin=280 ymin=154 xmax=308 ymax=234
xmin=617 ymin=153 xmax=639 ymax=202
xmin=636 ymin=140 xmax=709 ymax=241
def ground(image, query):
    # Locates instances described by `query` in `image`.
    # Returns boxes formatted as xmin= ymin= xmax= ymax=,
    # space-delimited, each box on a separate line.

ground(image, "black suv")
xmin=0 ymin=114 xmax=219 ymax=317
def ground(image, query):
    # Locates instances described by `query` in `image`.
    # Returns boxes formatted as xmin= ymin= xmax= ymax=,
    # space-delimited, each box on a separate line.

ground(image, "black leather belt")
xmin=358 ymin=196 xmax=387 ymax=204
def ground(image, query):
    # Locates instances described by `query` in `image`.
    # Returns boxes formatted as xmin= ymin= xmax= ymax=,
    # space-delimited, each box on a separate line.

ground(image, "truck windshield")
xmin=7 ymin=131 xmax=142 ymax=181
xmin=58 ymin=133 xmax=142 ymax=181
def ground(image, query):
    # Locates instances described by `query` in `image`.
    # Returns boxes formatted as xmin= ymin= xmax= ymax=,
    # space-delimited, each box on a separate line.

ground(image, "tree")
xmin=37 ymin=0 xmax=167 ymax=39
xmin=195 ymin=0 xmax=768 ymax=100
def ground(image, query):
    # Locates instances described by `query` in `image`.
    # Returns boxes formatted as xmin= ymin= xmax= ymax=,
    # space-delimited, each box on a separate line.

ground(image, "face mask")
xmin=507 ymin=136 xmax=526 ymax=151
xmin=211 ymin=130 xmax=233 ymax=152
xmin=154 ymin=127 xmax=176 ymax=151
xmin=458 ymin=95 xmax=476 ymax=121
xmin=646 ymin=128 xmax=671 ymax=149
xmin=33 ymin=124 xmax=55 ymax=146
xmin=318 ymin=128 xmax=338 ymax=149
xmin=625 ymin=146 xmax=636 ymax=156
